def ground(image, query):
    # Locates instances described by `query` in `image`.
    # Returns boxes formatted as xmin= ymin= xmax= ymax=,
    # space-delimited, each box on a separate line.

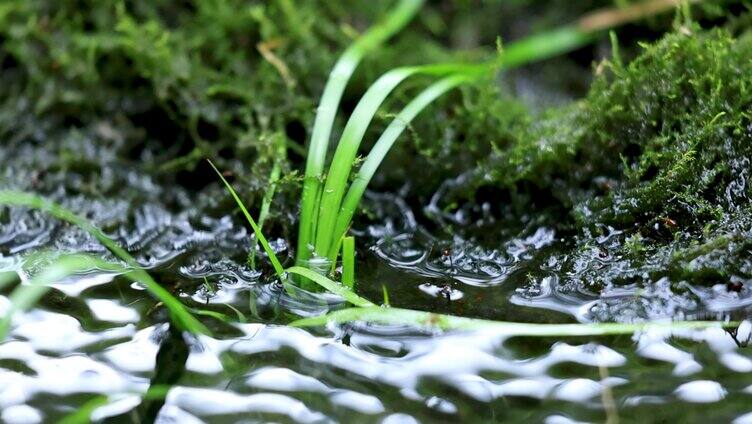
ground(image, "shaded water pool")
xmin=1 ymin=142 xmax=752 ymax=424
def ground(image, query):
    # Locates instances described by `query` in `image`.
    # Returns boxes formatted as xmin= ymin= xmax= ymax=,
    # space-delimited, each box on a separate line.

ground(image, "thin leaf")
xmin=497 ymin=26 xmax=594 ymax=69
xmin=381 ymin=285 xmax=390 ymax=307
xmin=341 ymin=236 xmax=355 ymax=289
xmin=0 ymin=191 xmax=208 ymax=335
xmin=291 ymin=306 xmax=734 ymax=336
xmin=1 ymin=254 xmax=209 ymax=338
xmin=285 ymin=266 xmax=373 ymax=307
xmin=250 ymin=138 xmax=287 ymax=269
xmin=208 ymin=160 xmax=285 ymax=277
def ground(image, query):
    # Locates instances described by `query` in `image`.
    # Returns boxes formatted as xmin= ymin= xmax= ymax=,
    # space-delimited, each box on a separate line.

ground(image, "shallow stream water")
xmin=1 ymin=141 xmax=752 ymax=423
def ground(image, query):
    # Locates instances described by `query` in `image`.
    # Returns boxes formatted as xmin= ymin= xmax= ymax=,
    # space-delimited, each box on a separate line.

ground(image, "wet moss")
xmin=482 ymin=24 xmax=752 ymax=294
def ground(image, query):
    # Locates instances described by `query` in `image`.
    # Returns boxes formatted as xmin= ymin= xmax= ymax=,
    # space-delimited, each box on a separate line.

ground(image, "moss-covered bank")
xmin=477 ymin=25 xmax=752 ymax=296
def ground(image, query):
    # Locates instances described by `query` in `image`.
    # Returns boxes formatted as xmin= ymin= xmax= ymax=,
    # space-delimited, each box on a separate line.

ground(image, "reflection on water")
xmin=2 ymin=298 xmax=752 ymax=422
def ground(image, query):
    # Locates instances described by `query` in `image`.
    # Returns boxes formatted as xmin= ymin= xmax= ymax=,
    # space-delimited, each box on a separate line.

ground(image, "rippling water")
xmin=2 ymin=144 xmax=752 ymax=423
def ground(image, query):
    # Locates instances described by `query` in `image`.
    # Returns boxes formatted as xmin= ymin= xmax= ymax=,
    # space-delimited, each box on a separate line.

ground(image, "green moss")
xmin=481 ymin=25 xmax=752 ymax=291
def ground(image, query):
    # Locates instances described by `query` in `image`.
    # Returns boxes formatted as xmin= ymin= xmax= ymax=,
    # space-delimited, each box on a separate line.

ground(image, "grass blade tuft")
xmin=297 ymin=0 xmax=425 ymax=264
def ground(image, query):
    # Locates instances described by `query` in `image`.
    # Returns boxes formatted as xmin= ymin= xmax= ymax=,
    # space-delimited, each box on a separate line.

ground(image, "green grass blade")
xmin=291 ymin=306 xmax=734 ymax=336
xmin=208 ymin=160 xmax=285 ymax=277
xmin=312 ymin=66 xmax=416 ymax=255
xmin=297 ymin=0 xmax=425 ymax=264
xmin=314 ymin=65 xmax=487 ymax=257
xmin=328 ymin=74 xmax=475 ymax=258
xmin=57 ymin=385 xmax=172 ymax=424
xmin=250 ymin=138 xmax=287 ymax=269
xmin=1 ymin=256 xmax=94 ymax=339
xmin=57 ymin=395 xmax=109 ymax=424
xmin=1 ymin=254 xmax=209 ymax=338
xmin=258 ymin=140 xmax=286 ymax=232
xmin=341 ymin=236 xmax=355 ymax=289
xmin=381 ymin=285 xmax=390 ymax=307
xmin=497 ymin=25 xmax=595 ymax=69
xmin=124 ymin=269 xmax=208 ymax=335
xmin=0 ymin=191 xmax=208 ymax=335
xmin=285 ymin=266 xmax=373 ymax=307
xmin=0 ymin=271 xmax=18 ymax=291
xmin=493 ymin=0 xmax=693 ymax=70
xmin=0 ymin=191 xmax=136 ymax=268
xmin=286 ymin=267 xmax=731 ymax=337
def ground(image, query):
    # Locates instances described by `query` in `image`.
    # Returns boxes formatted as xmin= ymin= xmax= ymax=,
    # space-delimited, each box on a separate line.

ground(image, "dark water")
xmin=1 ymin=142 xmax=752 ymax=423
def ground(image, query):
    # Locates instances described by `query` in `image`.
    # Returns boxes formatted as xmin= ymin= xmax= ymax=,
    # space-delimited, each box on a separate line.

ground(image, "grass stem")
xmin=208 ymin=160 xmax=285 ymax=277
xmin=342 ymin=236 xmax=355 ymax=289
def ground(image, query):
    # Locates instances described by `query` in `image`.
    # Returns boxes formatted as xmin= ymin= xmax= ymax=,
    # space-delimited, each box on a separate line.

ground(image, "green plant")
xmin=341 ymin=236 xmax=355 ymax=289
xmin=288 ymin=265 xmax=732 ymax=335
xmin=0 ymin=190 xmax=208 ymax=335
xmin=0 ymin=0 xmax=714 ymax=345
xmin=208 ymin=160 xmax=285 ymax=277
xmin=294 ymin=0 xmax=694 ymax=267
xmin=296 ymin=0 xmax=426 ymax=264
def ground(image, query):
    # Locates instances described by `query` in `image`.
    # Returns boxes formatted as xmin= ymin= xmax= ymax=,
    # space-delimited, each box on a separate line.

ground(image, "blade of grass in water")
xmin=0 ymin=191 xmax=208 ymax=335
xmin=327 ymin=74 xmax=476 ymax=258
xmin=0 ymin=191 xmax=138 ymax=268
xmin=291 ymin=306 xmax=733 ymax=336
xmin=1 ymin=256 xmax=91 ymax=338
xmin=0 ymin=271 xmax=17 ymax=291
xmin=0 ymin=255 xmax=115 ymax=338
xmin=0 ymin=254 xmax=209 ymax=338
xmin=287 ymin=269 xmax=731 ymax=336
xmin=286 ymin=266 xmax=373 ymax=307
xmin=57 ymin=395 xmax=109 ymax=424
xmin=58 ymin=385 xmax=173 ymax=424
xmin=208 ymin=160 xmax=285 ymax=277
xmin=297 ymin=0 xmax=425 ymax=264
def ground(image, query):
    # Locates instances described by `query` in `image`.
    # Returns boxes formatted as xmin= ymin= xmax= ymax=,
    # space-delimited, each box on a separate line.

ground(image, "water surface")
xmin=1 ymin=142 xmax=751 ymax=423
